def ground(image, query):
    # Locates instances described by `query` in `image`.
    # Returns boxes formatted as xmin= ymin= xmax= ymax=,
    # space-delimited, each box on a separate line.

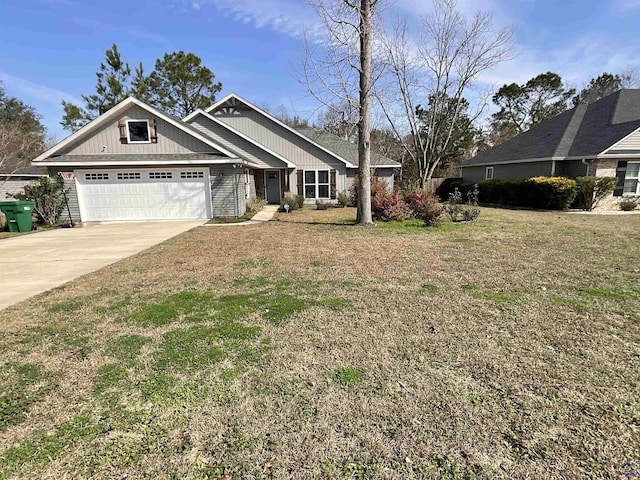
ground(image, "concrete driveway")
xmin=0 ymin=221 xmax=204 ymax=310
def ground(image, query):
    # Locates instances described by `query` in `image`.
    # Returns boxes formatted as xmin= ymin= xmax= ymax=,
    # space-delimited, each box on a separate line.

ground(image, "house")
xmin=460 ymin=89 xmax=640 ymax=209
xmin=31 ymin=94 xmax=399 ymax=222
xmin=1 ymin=159 xmax=47 ymax=199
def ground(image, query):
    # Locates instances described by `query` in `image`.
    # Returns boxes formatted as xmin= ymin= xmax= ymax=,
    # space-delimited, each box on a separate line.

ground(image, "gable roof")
xmin=1 ymin=158 xmax=47 ymax=176
xmin=205 ymin=93 xmax=357 ymax=168
xmin=294 ymin=128 xmax=400 ymax=168
xmin=183 ymin=109 xmax=295 ymax=168
xmin=32 ymin=97 xmax=240 ymax=164
xmin=462 ymin=89 xmax=640 ymax=167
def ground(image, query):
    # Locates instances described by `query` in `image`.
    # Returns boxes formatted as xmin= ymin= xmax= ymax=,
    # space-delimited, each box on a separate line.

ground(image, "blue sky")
xmin=1 ymin=0 xmax=639 ymax=141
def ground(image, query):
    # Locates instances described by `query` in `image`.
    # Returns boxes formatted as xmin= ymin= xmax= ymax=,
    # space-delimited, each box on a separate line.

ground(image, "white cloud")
xmin=0 ymin=73 xmax=81 ymax=107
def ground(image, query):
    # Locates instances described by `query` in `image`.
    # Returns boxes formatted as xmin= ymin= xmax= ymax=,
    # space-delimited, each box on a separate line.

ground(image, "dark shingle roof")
xmin=1 ymin=158 xmax=47 ymax=176
xmin=46 ymin=153 xmax=234 ymax=163
xmin=462 ymin=89 xmax=640 ymax=167
xmin=295 ymin=127 xmax=400 ymax=167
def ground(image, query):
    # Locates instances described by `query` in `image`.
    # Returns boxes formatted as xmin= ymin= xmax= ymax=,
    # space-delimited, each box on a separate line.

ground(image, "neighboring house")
xmin=0 ymin=159 xmax=47 ymax=199
xmin=460 ymin=89 xmax=640 ymax=209
xmin=31 ymin=94 xmax=399 ymax=223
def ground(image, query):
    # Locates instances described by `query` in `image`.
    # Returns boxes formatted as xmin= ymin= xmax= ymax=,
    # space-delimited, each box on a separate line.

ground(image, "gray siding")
xmin=189 ymin=116 xmax=287 ymax=169
xmin=210 ymin=167 xmax=246 ymax=217
xmin=215 ymin=110 xmax=350 ymax=192
xmin=47 ymin=168 xmax=81 ymax=222
xmin=345 ymin=168 xmax=394 ymax=192
xmin=556 ymin=159 xmax=589 ymax=178
xmin=62 ymin=105 xmax=219 ymax=156
xmin=462 ymin=161 xmax=553 ymax=183
xmin=0 ymin=177 xmax=39 ymax=199
xmin=610 ymin=128 xmax=640 ymax=151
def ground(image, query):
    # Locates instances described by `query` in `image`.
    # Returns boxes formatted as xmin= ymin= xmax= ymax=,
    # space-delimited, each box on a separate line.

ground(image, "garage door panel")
xmin=77 ymin=168 xmax=210 ymax=221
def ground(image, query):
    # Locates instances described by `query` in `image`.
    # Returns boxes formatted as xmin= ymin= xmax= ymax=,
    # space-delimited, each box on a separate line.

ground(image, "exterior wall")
xmin=555 ymin=159 xmax=589 ymax=178
xmin=0 ymin=177 xmax=41 ymax=199
xmin=246 ymin=169 xmax=256 ymax=199
xmin=62 ymin=105 xmax=219 ymax=156
xmin=47 ymin=168 xmax=81 ymax=222
xmin=215 ymin=109 xmax=349 ymax=191
xmin=461 ymin=161 xmax=553 ymax=183
xmin=210 ymin=166 xmax=246 ymax=217
xmin=593 ymin=158 xmax=640 ymax=211
xmin=189 ymin=116 xmax=287 ymax=169
xmin=609 ymin=128 xmax=640 ymax=152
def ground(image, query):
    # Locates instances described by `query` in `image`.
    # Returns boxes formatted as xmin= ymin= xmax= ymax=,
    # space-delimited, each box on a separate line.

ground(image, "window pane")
xmin=305 ymin=185 xmax=315 ymax=198
xmin=305 ymin=171 xmax=316 ymax=184
xmin=318 ymin=185 xmax=329 ymax=198
xmin=623 ymin=179 xmax=638 ymax=194
xmin=128 ymin=121 xmax=150 ymax=142
xmin=318 ymin=170 xmax=329 ymax=184
xmin=627 ymin=163 xmax=640 ymax=178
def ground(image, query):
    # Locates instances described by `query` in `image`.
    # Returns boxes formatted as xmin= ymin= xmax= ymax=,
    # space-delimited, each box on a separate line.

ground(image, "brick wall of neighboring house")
xmin=594 ymin=159 xmax=640 ymax=211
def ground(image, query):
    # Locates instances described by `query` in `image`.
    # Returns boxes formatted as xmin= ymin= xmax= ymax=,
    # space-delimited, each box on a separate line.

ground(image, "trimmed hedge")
xmin=436 ymin=176 xmax=578 ymax=210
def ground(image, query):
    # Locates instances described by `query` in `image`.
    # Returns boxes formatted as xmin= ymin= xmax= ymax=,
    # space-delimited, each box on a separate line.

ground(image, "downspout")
xmin=233 ymin=166 xmax=239 ymax=217
xmin=581 ymin=158 xmax=590 ymax=176
xmin=551 ymin=160 xmax=556 ymax=176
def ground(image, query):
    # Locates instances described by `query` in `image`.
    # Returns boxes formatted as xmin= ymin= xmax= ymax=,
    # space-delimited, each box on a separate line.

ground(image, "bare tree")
xmin=376 ymin=0 xmax=513 ymax=186
xmin=302 ymin=0 xmax=384 ymax=225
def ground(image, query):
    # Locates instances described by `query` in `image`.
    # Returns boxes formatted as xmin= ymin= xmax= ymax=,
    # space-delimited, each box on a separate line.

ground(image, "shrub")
xmin=619 ymin=199 xmax=638 ymax=211
xmin=405 ymin=189 xmax=443 ymax=226
xmin=246 ymin=196 xmax=266 ymax=214
xmin=295 ymin=194 xmax=305 ymax=209
xmin=575 ymin=176 xmax=618 ymax=211
xmin=280 ymin=193 xmax=300 ymax=212
xmin=337 ymin=191 xmax=349 ymax=208
xmin=316 ymin=200 xmax=329 ymax=210
xmin=527 ymin=176 xmax=578 ymax=210
xmin=444 ymin=187 xmax=480 ymax=223
xmin=12 ymin=176 xmax=66 ymax=225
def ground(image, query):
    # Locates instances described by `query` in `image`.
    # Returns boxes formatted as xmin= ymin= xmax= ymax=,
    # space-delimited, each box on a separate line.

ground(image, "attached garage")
xmin=76 ymin=168 xmax=211 ymax=222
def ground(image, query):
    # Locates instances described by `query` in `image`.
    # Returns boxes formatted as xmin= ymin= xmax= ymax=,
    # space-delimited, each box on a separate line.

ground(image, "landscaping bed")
xmin=0 ymin=208 xmax=638 ymax=478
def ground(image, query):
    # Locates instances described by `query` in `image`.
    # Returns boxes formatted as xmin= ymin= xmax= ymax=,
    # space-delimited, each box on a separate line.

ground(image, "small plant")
xmin=332 ymin=366 xmax=364 ymax=386
xmin=246 ymin=196 xmax=266 ymax=214
xmin=575 ymin=176 xmax=618 ymax=211
xmin=405 ymin=189 xmax=443 ymax=226
xmin=337 ymin=190 xmax=349 ymax=208
xmin=444 ymin=187 xmax=480 ymax=223
xmin=280 ymin=193 xmax=300 ymax=212
xmin=619 ymin=199 xmax=638 ymax=211
xmin=316 ymin=200 xmax=328 ymax=210
xmin=295 ymin=194 xmax=305 ymax=209
xmin=12 ymin=176 xmax=67 ymax=225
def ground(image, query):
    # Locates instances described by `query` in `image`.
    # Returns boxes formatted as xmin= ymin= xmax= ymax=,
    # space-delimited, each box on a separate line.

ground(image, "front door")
xmin=266 ymin=170 xmax=280 ymax=204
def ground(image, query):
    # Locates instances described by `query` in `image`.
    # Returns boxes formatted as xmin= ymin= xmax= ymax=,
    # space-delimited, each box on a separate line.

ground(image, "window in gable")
xmin=127 ymin=120 xmax=151 ymax=143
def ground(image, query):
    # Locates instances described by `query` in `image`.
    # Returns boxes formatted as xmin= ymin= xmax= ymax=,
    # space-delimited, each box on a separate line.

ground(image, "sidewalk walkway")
xmin=205 ymin=205 xmax=279 ymax=227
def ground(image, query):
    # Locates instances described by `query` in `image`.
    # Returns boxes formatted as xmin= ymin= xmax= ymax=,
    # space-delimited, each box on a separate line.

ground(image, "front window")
xmin=624 ymin=162 xmax=640 ymax=194
xmin=485 ymin=166 xmax=494 ymax=180
xmin=127 ymin=120 xmax=150 ymax=143
xmin=304 ymin=170 xmax=330 ymax=199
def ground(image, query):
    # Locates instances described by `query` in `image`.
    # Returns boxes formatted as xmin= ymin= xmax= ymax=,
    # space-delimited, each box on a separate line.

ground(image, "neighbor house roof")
xmin=40 ymin=153 xmax=259 ymax=168
xmin=294 ymin=127 xmax=400 ymax=168
xmin=462 ymin=89 xmax=640 ymax=167
xmin=32 ymin=97 xmax=240 ymax=164
xmin=1 ymin=158 xmax=47 ymax=176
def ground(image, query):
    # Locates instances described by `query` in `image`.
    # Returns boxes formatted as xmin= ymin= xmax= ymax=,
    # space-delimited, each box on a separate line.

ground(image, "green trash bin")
xmin=0 ymin=201 xmax=35 ymax=233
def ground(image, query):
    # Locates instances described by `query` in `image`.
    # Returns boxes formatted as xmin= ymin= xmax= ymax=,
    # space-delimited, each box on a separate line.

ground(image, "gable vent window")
xmin=85 ymin=173 xmax=110 ymax=181
xmin=116 ymin=172 xmax=141 ymax=180
xmin=149 ymin=172 xmax=173 ymax=179
xmin=180 ymin=171 xmax=204 ymax=179
xmin=119 ymin=119 xmax=158 ymax=144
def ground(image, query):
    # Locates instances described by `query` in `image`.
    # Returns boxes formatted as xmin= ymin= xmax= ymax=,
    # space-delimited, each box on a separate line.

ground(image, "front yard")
xmin=0 ymin=207 xmax=639 ymax=479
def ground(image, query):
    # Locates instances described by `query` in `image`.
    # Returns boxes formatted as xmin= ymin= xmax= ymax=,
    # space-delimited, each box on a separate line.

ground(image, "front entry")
xmin=265 ymin=170 xmax=280 ymax=204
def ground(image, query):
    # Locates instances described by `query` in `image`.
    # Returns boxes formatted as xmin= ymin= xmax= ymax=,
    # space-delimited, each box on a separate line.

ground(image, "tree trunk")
xmin=356 ymin=0 xmax=373 ymax=225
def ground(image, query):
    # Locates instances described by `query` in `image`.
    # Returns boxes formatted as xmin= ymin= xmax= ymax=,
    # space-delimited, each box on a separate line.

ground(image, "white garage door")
xmin=76 ymin=168 xmax=211 ymax=221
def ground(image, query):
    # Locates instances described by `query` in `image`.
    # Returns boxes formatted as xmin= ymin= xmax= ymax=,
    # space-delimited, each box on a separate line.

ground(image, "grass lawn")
xmin=0 ymin=207 xmax=639 ymax=479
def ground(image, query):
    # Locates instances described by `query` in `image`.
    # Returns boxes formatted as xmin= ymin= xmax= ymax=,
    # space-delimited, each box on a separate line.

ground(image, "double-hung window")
xmin=304 ymin=170 xmax=330 ymax=199
xmin=624 ymin=162 xmax=640 ymax=195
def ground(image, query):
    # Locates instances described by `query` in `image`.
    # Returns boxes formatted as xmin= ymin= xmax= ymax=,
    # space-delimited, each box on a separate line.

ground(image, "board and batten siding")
xmin=61 ymin=105 xmax=220 ymax=156
xmin=215 ymin=110 xmax=349 ymax=190
xmin=47 ymin=168 xmax=81 ymax=222
xmin=210 ymin=166 xmax=246 ymax=217
xmin=189 ymin=116 xmax=287 ymax=169
xmin=462 ymin=161 xmax=553 ymax=183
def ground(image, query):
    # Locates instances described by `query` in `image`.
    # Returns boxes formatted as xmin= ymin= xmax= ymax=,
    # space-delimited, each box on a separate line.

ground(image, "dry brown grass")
xmin=1 ymin=207 xmax=639 ymax=479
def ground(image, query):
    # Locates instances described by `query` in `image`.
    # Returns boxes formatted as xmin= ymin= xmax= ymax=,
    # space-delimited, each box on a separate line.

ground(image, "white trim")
xmin=125 ymin=119 xmax=151 ymax=144
xmin=599 ymin=125 xmax=640 ymax=155
xmin=303 ymin=169 xmax=331 ymax=200
xmin=485 ymin=166 xmax=494 ymax=180
xmin=184 ymin=109 xmax=295 ymax=168
xmin=462 ymin=157 xmax=561 ymax=168
xmin=597 ymin=153 xmax=640 ymax=159
xmin=33 ymin=158 xmax=260 ymax=168
xmin=206 ymin=93 xmax=357 ymax=168
xmin=32 ymin=97 xmax=240 ymax=163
